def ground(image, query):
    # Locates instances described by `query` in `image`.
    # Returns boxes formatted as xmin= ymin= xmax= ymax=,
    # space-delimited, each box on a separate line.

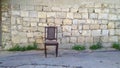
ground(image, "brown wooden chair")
xmin=44 ymin=26 xmax=58 ymax=57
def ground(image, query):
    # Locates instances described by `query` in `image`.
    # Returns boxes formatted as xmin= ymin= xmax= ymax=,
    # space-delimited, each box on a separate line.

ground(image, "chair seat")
xmin=45 ymin=40 xmax=58 ymax=45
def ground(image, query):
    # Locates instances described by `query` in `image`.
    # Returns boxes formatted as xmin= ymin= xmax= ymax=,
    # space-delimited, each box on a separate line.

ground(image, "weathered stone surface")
xmin=109 ymin=14 xmax=117 ymax=20
xmin=83 ymin=25 xmax=89 ymax=30
xmin=63 ymin=19 xmax=72 ymax=25
xmin=79 ymin=8 xmax=88 ymax=13
xmin=85 ymin=37 xmax=93 ymax=43
xmin=56 ymin=12 xmax=66 ymax=18
xmin=115 ymin=22 xmax=120 ymax=28
xmin=90 ymin=25 xmax=99 ymax=29
xmin=100 ymin=25 xmax=107 ymax=29
xmin=92 ymin=30 xmax=101 ymax=36
xmin=101 ymin=30 xmax=109 ymax=36
xmin=71 ymin=30 xmax=80 ymax=36
xmin=47 ymin=18 xmax=55 ymax=23
xmin=115 ymin=29 xmax=120 ymax=35
xmin=109 ymin=29 xmax=115 ymax=35
xmin=89 ymin=13 xmax=98 ymax=19
xmin=109 ymin=36 xmax=118 ymax=42
xmin=55 ymin=19 xmax=62 ymax=25
xmin=47 ymin=12 xmax=56 ymax=18
xmin=70 ymin=8 xmax=78 ymax=12
xmin=35 ymin=6 xmax=43 ymax=11
xmin=70 ymin=37 xmax=77 ymax=43
xmin=71 ymin=25 xmax=77 ymax=30
xmin=82 ymin=30 xmax=91 ymax=36
xmin=98 ymin=13 xmax=108 ymax=19
xmin=108 ymin=22 xmax=115 ymax=29
xmin=29 ymin=11 xmax=38 ymax=17
xmin=20 ymin=11 xmax=29 ymax=17
xmin=74 ymin=13 xmax=81 ymax=19
xmin=52 ymin=7 xmax=61 ymax=11
xmin=67 ymin=13 xmax=73 ymax=19
xmin=78 ymin=37 xmax=85 ymax=43
xmin=62 ymin=26 xmax=71 ymax=32
xmin=61 ymin=37 xmax=70 ymax=43
xmin=43 ymin=6 xmax=52 ymax=11
xmin=38 ymin=12 xmax=46 ymax=18
xmin=82 ymin=13 xmax=88 ymax=19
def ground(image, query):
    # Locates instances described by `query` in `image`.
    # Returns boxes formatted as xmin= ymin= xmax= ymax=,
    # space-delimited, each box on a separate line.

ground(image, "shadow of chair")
xmin=44 ymin=26 xmax=59 ymax=57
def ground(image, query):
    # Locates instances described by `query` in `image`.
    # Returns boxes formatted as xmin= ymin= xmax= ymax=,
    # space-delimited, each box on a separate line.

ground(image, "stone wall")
xmin=1 ymin=0 xmax=120 ymax=49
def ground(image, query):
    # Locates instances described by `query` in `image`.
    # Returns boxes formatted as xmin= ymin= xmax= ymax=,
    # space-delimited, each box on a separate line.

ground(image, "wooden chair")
xmin=44 ymin=26 xmax=58 ymax=57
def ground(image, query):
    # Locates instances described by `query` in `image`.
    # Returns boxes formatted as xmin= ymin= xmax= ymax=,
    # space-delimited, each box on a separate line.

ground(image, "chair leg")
xmin=56 ymin=45 xmax=58 ymax=57
xmin=45 ymin=45 xmax=47 ymax=57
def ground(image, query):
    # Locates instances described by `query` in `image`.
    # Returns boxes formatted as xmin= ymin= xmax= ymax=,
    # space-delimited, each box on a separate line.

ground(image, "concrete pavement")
xmin=0 ymin=49 xmax=120 ymax=68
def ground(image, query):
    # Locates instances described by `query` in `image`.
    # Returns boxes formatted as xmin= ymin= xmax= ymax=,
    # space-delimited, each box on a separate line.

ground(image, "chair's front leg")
xmin=56 ymin=45 xmax=58 ymax=57
xmin=45 ymin=45 xmax=47 ymax=57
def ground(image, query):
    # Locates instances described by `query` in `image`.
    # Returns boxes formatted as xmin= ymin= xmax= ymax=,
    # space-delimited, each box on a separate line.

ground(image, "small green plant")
xmin=8 ymin=42 xmax=38 ymax=51
xmin=90 ymin=42 xmax=102 ymax=50
xmin=72 ymin=45 xmax=86 ymax=51
xmin=112 ymin=42 xmax=120 ymax=50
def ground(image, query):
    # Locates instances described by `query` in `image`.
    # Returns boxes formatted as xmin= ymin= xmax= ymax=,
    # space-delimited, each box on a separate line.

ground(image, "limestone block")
xmin=35 ymin=6 xmax=42 ymax=11
xmin=92 ymin=30 xmax=101 ymax=36
xmin=89 ymin=13 xmax=98 ymax=19
xmin=39 ymin=19 xmax=46 ymax=23
xmin=101 ymin=36 xmax=109 ymax=42
xmin=28 ymin=38 xmax=35 ymax=43
xmin=100 ymin=25 xmax=107 ymax=29
xmin=74 ymin=13 xmax=81 ymax=19
xmin=31 ymin=22 xmax=37 ymax=26
xmin=79 ymin=8 xmax=88 ymax=13
xmin=11 ymin=17 xmax=16 ymax=25
xmin=82 ymin=13 xmax=88 ymax=19
xmin=47 ymin=12 xmax=56 ymax=18
xmin=12 ymin=37 xmax=20 ymax=43
xmin=61 ymin=37 xmax=69 ymax=43
xmin=73 ymin=19 xmax=78 ymax=25
xmin=78 ymin=20 xmax=86 ymax=24
xmin=23 ymin=22 xmax=30 ymax=26
xmin=86 ymin=19 xmax=95 ymax=24
xmin=18 ymin=25 xmax=23 ymax=30
xmin=23 ymin=18 xmax=30 ymax=22
xmin=86 ymin=3 xmax=95 ymax=8
xmin=29 ymin=11 xmax=38 ymax=17
xmin=20 ymin=11 xmax=29 ymax=17
xmin=109 ymin=14 xmax=117 ymax=20
xmin=55 ymin=19 xmax=62 ymax=25
xmin=70 ymin=8 xmax=78 ymax=12
xmin=58 ymin=33 xmax=62 ymax=38
xmin=101 ymin=30 xmax=109 ymax=36
xmin=101 ymin=9 xmax=109 ymax=13
xmin=47 ymin=18 xmax=55 ymax=23
xmin=98 ymin=13 xmax=108 ymax=19
xmin=36 ymin=38 xmax=43 ymax=43
xmin=61 ymin=8 xmax=69 ymax=12
xmin=63 ymin=19 xmax=72 ymax=25
xmin=93 ymin=37 xmax=100 ymax=42
xmin=115 ymin=29 xmax=120 ymax=35
xmin=71 ymin=30 xmax=80 ymax=36
xmin=34 ymin=32 xmax=43 ymax=38
xmin=38 ymin=23 xmax=47 ymax=27
xmin=71 ymin=25 xmax=77 ymax=30
xmin=2 ymin=25 xmax=8 ymax=32
xmin=83 ymin=25 xmax=89 ymax=30
xmin=52 ymin=7 xmax=61 ymax=11
xmin=78 ymin=37 xmax=85 ymax=43
xmin=70 ymin=37 xmax=77 ymax=43
xmin=20 ymin=5 xmax=34 ymax=10
xmin=108 ymin=22 xmax=115 ymax=29
xmin=109 ymin=36 xmax=118 ymax=42
xmin=43 ymin=6 xmax=52 ymax=11
xmin=82 ymin=30 xmax=91 ymax=36
xmin=27 ymin=33 xmax=34 ymax=37
xmin=109 ymin=4 xmax=115 ymax=8
xmin=95 ymin=3 xmax=101 ymax=8
xmin=78 ymin=25 xmax=82 ymax=30
xmin=63 ymin=32 xmax=71 ymax=37
xmin=38 ymin=12 xmax=46 ymax=18
xmin=85 ymin=37 xmax=93 ymax=43
xmin=11 ymin=11 xmax=20 ymax=16
xmin=56 ymin=12 xmax=66 ymax=18
xmin=30 ymin=18 xmax=39 ymax=22
xmin=109 ymin=29 xmax=115 ymax=35
xmin=95 ymin=9 xmax=101 ymax=13
xmin=16 ymin=18 xmax=21 ymax=24
xmin=101 ymin=20 xmax=108 ymax=25
xmin=62 ymin=26 xmax=71 ymax=32
xmin=90 ymin=25 xmax=99 ymax=29
xmin=115 ymin=22 xmax=120 ymax=28
xmin=67 ymin=13 xmax=73 ymax=19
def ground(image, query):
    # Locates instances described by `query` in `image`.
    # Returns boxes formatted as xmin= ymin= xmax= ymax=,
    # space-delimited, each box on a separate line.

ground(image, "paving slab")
xmin=0 ymin=49 xmax=119 ymax=68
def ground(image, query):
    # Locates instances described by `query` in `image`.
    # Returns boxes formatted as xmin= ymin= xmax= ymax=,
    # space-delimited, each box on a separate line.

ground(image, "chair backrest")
xmin=45 ymin=26 xmax=57 ymax=40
